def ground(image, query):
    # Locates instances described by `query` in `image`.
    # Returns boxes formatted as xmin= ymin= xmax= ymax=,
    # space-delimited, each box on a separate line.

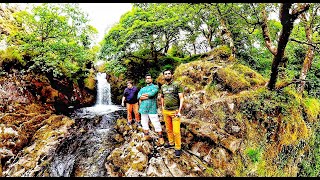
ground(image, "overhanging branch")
xmin=289 ymin=38 xmax=320 ymax=53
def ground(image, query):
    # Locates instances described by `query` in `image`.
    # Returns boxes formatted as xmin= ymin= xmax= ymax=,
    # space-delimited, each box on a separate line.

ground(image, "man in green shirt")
xmin=159 ymin=69 xmax=184 ymax=158
xmin=138 ymin=74 xmax=164 ymax=146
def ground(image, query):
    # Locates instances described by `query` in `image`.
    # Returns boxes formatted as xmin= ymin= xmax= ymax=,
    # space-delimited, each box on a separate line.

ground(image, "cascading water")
xmin=96 ymin=72 xmax=112 ymax=105
xmin=75 ymin=72 xmax=125 ymax=118
xmin=46 ymin=72 xmax=126 ymax=177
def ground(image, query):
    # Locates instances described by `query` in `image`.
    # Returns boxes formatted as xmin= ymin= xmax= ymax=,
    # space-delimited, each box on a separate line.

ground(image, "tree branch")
xmin=291 ymin=3 xmax=310 ymax=20
xmin=261 ymin=5 xmax=277 ymax=56
xmin=290 ymin=38 xmax=320 ymax=54
xmin=229 ymin=5 xmax=260 ymax=26
xmin=276 ymin=79 xmax=308 ymax=91
xmin=289 ymin=38 xmax=319 ymax=49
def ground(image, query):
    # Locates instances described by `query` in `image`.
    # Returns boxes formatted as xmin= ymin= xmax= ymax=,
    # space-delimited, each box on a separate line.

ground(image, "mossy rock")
xmin=215 ymin=64 xmax=267 ymax=93
xmin=302 ymin=97 xmax=320 ymax=122
xmin=84 ymin=69 xmax=96 ymax=90
xmin=210 ymin=45 xmax=232 ymax=61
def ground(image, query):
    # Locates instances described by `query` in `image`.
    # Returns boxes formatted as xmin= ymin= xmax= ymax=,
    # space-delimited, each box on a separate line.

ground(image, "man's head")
xmin=127 ymin=80 xmax=133 ymax=88
xmin=163 ymin=69 xmax=173 ymax=82
xmin=145 ymin=74 xmax=153 ymax=84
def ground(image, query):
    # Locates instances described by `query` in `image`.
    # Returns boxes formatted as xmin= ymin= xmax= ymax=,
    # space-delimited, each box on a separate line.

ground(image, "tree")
xmin=260 ymin=3 xmax=310 ymax=90
xmin=99 ymin=3 xmax=187 ymax=80
xmin=294 ymin=4 xmax=320 ymax=93
xmin=6 ymin=3 xmax=98 ymax=80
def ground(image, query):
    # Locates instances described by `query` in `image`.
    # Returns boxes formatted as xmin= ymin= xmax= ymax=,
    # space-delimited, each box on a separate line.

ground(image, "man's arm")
xmin=144 ymin=85 xmax=159 ymax=98
xmin=122 ymin=89 xmax=127 ymax=107
xmin=137 ymin=88 xmax=143 ymax=99
xmin=138 ymin=87 xmax=148 ymax=101
xmin=177 ymin=93 xmax=184 ymax=116
xmin=159 ymin=86 xmax=164 ymax=110
xmin=121 ymin=96 xmax=126 ymax=107
xmin=160 ymin=95 xmax=164 ymax=110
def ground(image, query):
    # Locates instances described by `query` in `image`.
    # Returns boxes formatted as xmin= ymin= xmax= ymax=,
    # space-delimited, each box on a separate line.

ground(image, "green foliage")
xmin=167 ymin=44 xmax=185 ymax=58
xmin=4 ymin=3 xmax=98 ymax=81
xmin=298 ymin=123 xmax=320 ymax=177
xmin=0 ymin=46 xmax=25 ymax=68
xmin=104 ymin=59 xmax=127 ymax=78
xmin=306 ymin=57 xmax=320 ymax=98
xmin=239 ymin=87 xmax=299 ymax=122
xmin=246 ymin=147 xmax=261 ymax=163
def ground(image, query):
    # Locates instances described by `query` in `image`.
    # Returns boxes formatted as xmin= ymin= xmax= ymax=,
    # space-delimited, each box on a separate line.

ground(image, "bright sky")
xmin=78 ymin=3 xmax=132 ymax=44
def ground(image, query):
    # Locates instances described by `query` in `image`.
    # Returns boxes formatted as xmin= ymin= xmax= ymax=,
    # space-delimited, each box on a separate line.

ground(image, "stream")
xmin=47 ymin=73 xmax=126 ymax=177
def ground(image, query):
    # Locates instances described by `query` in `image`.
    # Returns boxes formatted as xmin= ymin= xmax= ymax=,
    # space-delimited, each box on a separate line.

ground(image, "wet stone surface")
xmin=47 ymin=105 xmax=126 ymax=177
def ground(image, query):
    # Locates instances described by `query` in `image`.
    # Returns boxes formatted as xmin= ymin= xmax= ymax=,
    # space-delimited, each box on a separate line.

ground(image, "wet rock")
xmin=146 ymin=157 xmax=172 ymax=177
xmin=114 ymin=134 xmax=124 ymax=143
xmin=231 ymin=126 xmax=240 ymax=133
xmin=203 ymin=147 xmax=229 ymax=168
xmin=2 ymin=116 xmax=74 ymax=177
xmin=183 ymin=119 xmax=241 ymax=153
xmin=227 ymin=102 xmax=235 ymax=113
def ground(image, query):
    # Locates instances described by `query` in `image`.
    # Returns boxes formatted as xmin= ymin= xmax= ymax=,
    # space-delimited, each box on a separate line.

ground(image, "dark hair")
xmin=163 ymin=69 xmax=173 ymax=75
xmin=145 ymin=74 xmax=152 ymax=78
xmin=127 ymin=80 xmax=132 ymax=85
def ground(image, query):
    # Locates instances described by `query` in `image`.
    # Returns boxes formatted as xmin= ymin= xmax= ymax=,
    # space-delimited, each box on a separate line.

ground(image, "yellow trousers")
xmin=162 ymin=109 xmax=181 ymax=150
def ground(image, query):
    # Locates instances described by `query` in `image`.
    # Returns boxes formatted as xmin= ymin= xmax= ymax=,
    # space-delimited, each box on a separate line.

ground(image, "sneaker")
xmin=164 ymin=143 xmax=174 ymax=149
xmin=127 ymin=121 xmax=133 ymax=125
xmin=142 ymin=135 xmax=151 ymax=141
xmin=158 ymin=137 xmax=165 ymax=146
xmin=175 ymin=150 xmax=182 ymax=158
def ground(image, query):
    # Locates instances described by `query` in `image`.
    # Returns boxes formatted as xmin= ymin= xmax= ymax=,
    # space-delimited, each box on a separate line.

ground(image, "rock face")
xmin=103 ymin=53 xmax=315 ymax=177
xmin=105 ymin=118 xmax=239 ymax=177
xmin=0 ymin=71 xmax=95 ymax=114
xmin=0 ymin=71 xmax=95 ymax=176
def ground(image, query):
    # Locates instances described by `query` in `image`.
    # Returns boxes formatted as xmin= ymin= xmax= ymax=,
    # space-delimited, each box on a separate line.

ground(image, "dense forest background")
xmin=2 ymin=3 xmax=319 ymax=100
xmin=1 ymin=3 xmax=320 ymax=176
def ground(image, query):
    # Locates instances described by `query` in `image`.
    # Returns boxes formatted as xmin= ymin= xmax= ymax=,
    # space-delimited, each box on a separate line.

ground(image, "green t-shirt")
xmin=160 ymin=81 xmax=183 ymax=110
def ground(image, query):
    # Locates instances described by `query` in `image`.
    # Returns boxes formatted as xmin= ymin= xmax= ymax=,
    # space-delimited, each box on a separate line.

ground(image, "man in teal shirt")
xmin=138 ymin=74 xmax=164 ymax=146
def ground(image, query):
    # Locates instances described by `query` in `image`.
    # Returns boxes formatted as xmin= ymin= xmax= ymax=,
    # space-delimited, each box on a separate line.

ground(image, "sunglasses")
xmin=164 ymin=73 xmax=171 ymax=75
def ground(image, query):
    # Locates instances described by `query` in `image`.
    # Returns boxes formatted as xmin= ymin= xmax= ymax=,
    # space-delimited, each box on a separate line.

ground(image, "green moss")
xmin=232 ymin=64 xmax=267 ymax=86
xmin=302 ymin=97 xmax=320 ymax=122
xmin=211 ymin=45 xmax=232 ymax=60
xmin=256 ymin=159 xmax=267 ymax=176
xmin=298 ymin=123 xmax=320 ymax=177
xmin=204 ymin=167 xmax=215 ymax=176
xmin=245 ymin=147 xmax=261 ymax=163
xmin=216 ymin=66 xmax=251 ymax=93
xmin=84 ymin=70 xmax=96 ymax=90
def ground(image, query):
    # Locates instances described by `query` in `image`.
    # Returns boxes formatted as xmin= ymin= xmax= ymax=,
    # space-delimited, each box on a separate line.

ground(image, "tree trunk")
xmin=261 ymin=6 xmax=277 ymax=56
xmin=216 ymin=4 xmax=236 ymax=58
xmin=297 ymin=13 xmax=315 ymax=93
xmin=267 ymin=3 xmax=310 ymax=90
xmin=205 ymin=28 xmax=213 ymax=50
xmin=297 ymin=47 xmax=314 ymax=93
xmin=193 ymin=43 xmax=196 ymax=55
xmin=268 ymin=25 xmax=293 ymax=90
xmin=164 ymin=33 xmax=170 ymax=54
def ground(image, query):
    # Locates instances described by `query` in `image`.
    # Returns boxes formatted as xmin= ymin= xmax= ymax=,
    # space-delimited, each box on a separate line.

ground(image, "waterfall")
xmin=96 ymin=72 xmax=112 ymax=105
xmin=42 ymin=72 xmax=126 ymax=177
xmin=73 ymin=72 xmax=125 ymax=118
